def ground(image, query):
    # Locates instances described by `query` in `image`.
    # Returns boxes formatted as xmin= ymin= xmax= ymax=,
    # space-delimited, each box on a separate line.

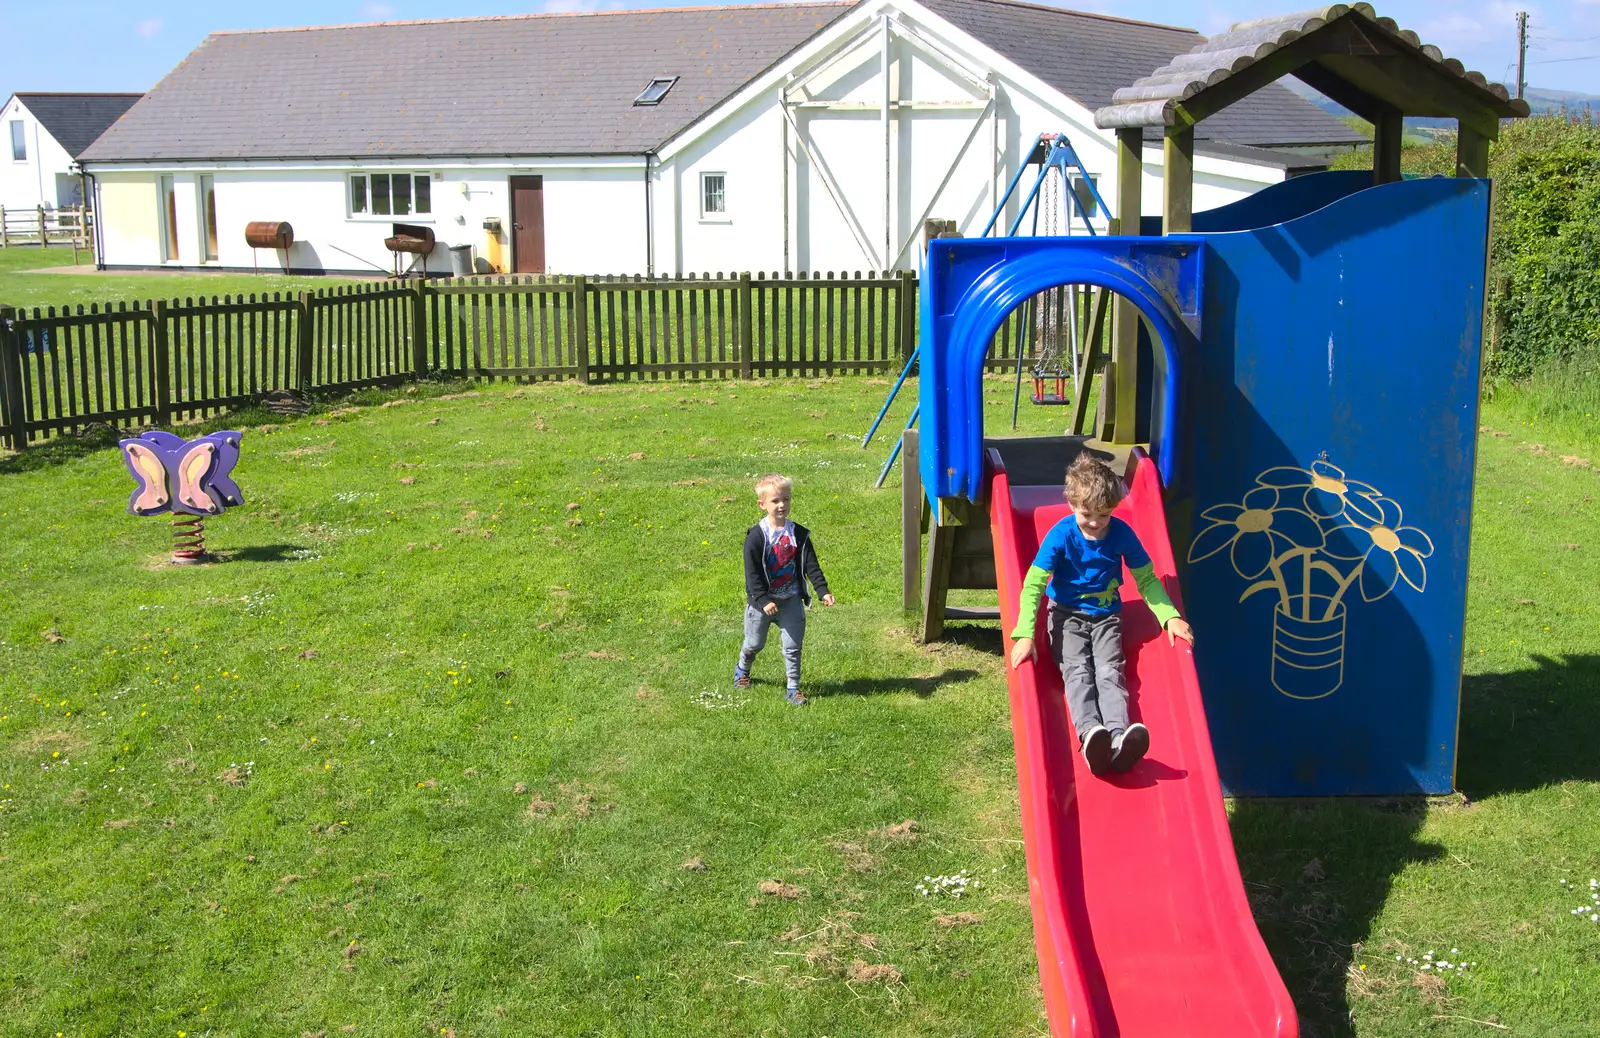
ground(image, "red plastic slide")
xmin=989 ymin=447 xmax=1297 ymax=1037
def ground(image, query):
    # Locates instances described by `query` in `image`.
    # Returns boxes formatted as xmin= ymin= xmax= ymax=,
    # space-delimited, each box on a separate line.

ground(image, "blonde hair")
xmin=755 ymin=473 xmax=793 ymax=500
xmin=1064 ymin=454 xmax=1123 ymax=512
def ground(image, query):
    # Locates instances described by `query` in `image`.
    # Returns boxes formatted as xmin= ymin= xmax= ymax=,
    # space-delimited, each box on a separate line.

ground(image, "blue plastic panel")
xmin=919 ymin=236 xmax=1204 ymax=514
xmin=1140 ymin=169 xmax=1376 ymax=236
xmin=1183 ymin=177 xmax=1489 ymax=795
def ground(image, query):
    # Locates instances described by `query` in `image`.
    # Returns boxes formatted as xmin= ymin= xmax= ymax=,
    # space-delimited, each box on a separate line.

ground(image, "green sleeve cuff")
xmin=1131 ymin=563 xmax=1182 ymax=628
xmin=1011 ymin=565 xmax=1052 ymax=640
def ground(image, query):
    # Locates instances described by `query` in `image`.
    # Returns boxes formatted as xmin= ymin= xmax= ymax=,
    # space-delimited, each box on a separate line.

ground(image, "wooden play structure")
xmin=904 ymin=6 xmax=1527 ymax=1033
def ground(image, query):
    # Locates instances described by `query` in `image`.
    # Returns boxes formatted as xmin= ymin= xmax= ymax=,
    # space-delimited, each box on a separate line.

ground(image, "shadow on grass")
xmin=1229 ymin=799 xmax=1441 ymax=1038
xmin=1223 ymin=655 xmax=1600 ymax=1035
xmin=808 ymin=668 xmax=980 ymax=699
xmin=215 ymin=544 xmax=313 ymax=564
xmin=936 ymin=623 xmax=1005 ymax=657
xmin=1457 ymin=653 xmax=1600 ymax=797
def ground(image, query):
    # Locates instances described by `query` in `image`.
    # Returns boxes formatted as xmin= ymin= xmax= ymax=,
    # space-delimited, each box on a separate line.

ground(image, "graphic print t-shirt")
xmin=762 ymin=519 xmax=800 ymax=599
xmin=1029 ymin=515 xmax=1151 ymax=617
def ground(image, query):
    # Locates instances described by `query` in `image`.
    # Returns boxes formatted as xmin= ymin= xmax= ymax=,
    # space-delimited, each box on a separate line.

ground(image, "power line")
xmin=1532 ymin=52 xmax=1600 ymax=64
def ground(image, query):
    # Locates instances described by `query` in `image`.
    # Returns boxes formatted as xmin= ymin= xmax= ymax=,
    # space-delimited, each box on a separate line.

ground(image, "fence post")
xmin=296 ymin=291 xmax=314 ymax=392
xmin=898 ymin=269 xmax=916 ymax=361
xmin=0 ymin=306 xmax=26 ymax=449
xmin=1 ymin=206 xmax=8 ymax=247
xmin=36 ymin=206 xmax=46 ymax=247
xmin=150 ymin=300 xmax=172 ymax=428
xmin=410 ymin=282 xmax=429 ymax=379
xmin=572 ymin=275 xmax=589 ymax=384
xmin=738 ymin=271 xmax=753 ymax=379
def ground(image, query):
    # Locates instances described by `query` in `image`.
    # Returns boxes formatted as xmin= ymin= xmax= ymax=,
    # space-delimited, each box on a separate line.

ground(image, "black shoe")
xmin=1080 ymin=726 xmax=1113 ymax=777
xmin=1110 ymin=723 xmax=1149 ymax=774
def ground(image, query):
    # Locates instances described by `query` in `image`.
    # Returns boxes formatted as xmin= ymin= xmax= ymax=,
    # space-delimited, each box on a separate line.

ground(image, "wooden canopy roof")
xmin=1093 ymin=3 xmax=1529 ymax=140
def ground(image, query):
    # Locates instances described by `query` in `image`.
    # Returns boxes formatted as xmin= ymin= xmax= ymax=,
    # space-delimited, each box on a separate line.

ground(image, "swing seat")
xmin=1031 ymin=376 xmax=1071 ymax=406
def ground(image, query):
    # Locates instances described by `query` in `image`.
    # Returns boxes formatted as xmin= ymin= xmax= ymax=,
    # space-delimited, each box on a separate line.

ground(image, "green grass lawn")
xmin=3 ymin=300 xmax=1600 ymax=1033
xmin=0 ymin=244 xmax=369 ymax=311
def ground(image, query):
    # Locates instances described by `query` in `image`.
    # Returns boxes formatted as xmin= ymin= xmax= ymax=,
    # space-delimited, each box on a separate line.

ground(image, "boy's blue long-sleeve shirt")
xmin=1010 ymin=515 xmax=1180 ymax=640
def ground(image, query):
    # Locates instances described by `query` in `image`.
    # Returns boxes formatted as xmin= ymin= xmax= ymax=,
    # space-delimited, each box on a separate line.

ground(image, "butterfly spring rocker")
xmin=119 ymin=430 xmax=245 ymax=564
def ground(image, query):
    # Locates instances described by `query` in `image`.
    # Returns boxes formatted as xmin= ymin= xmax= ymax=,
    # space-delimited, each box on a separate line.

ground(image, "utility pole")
xmin=1516 ymin=11 xmax=1528 ymax=100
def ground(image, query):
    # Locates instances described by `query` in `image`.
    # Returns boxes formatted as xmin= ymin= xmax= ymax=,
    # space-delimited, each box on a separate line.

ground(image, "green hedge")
xmin=1331 ymin=114 xmax=1600 ymax=381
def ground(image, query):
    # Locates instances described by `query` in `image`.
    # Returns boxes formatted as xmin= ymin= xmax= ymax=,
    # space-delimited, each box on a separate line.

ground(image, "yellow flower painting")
xmin=1188 ymin=458 xmax=1433 ymax=699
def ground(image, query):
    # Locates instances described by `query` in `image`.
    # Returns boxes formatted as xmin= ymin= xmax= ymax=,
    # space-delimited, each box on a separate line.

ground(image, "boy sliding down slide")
xmin=1010 ymin=455 xmax=1194 ymax=776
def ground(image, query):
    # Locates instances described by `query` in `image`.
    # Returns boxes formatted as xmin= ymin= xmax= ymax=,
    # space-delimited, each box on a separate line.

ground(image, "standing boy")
xmin=1010 ymin=455 xmax=1194 ymax=775
xmin=736 ymin=473 xmax=835 ymax=705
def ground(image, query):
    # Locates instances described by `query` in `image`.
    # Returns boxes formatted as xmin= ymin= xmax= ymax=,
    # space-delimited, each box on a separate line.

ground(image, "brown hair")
xmin=1064 ymin=454 xmax=1123 ymax=512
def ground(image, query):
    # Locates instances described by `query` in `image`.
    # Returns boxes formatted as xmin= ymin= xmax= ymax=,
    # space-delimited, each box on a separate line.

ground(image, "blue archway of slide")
xmin=917 ymin=238 xmax=1203 ymax=512
xmin=919 ymin=173 xmax=1491 ymax=796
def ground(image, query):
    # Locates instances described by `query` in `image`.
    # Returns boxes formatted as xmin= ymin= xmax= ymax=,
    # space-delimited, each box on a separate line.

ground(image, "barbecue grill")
xmin=384 ymin=223 xmax=435 ymax=278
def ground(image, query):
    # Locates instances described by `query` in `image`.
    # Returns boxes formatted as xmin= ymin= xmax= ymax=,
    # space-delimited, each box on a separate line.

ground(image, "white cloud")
xmin=360 ymin=2 xmax=398 ymax=17
xmin=136 ymin=17 xmax=162 ymax=39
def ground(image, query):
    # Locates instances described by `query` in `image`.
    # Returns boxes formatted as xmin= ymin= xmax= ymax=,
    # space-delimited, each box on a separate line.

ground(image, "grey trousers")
xmin=1048 ymin=608 xmax=1128 ymax=741
xmin=739 ymin=596 xmax=806 ymax=687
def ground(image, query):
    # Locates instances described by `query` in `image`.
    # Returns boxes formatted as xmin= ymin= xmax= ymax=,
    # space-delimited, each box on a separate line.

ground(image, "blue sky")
xmin=4 ymin=0 xmax=1597 ymax=96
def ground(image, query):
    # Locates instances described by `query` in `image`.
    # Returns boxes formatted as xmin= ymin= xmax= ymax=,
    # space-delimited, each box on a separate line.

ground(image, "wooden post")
xmin=1455 ymin=123 xmax=1490 ymax=179
xmin=410 ymin=282 xmax=429 ymax=378
xmin=0 ymin=206 xmax=8 ymax=248
xmin=901 ymin=427 xmax=921 ymax=613
xmin=920 ymin=518 xmax=954 ymax=643
xmin=572 ymin=275 xmax=590 ymax=384
xmin=0 ymin=306 xmax=26 ymax=450
xmin=1162 ymin=126 xmax=1194 ymax=235
xmin=36 ymin=206 xmax=46 ymax=247
xmin=151 ymin=300 xmax=172 ymax=427
xmin=898 ymin=268 xmax=916 ymax=360
xmin=296 ymin=291 xmax=314 ymax=392
xmin=738 ymin=271 xmax=753 ymax=379
xmin=1373 ymin=108 xmax=1404 ymax=185
xmin=1105 ymin=127 xmax=1144 ymax=442
xmin=1071 ymin=287 xmax=1109 ymax=435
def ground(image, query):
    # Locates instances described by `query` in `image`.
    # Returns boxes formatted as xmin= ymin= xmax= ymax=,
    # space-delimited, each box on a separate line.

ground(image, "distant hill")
xmin=1283 ymin=79 xmax=1597 ymax=130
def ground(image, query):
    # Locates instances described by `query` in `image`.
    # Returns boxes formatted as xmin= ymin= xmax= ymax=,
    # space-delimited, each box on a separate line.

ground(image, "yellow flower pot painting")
xmin=1187 ymin=459 xmax=1434 ymax=700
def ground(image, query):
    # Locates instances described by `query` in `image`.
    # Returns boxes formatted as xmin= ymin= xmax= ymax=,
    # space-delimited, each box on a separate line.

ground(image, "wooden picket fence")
xmin=0 ymin=269 xmax=1070 ymax=448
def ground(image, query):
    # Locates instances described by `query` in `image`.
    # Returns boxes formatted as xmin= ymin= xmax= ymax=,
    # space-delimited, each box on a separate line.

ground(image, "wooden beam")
xmin=901 ymin=427 xmax=921 ymax=613
xmin=921 ymin=518 xmax=954 ymax=642
xmin=1292 ymin=62 xmax=1392 ymax=124
xmin=1162 ymin=126 xmax=1194 ymax=235
xmin=1175 ymin=42 xmax=1317 ymax=125
xmin=1456 ymin=122 xmax=1491 ymax=178
xmin=1373 ymin=107 xmax=1404 ymax=184
xmin=1101 ymin=127 xmax=1144 ymax=443
xmin=1071 ymin=287 xmax=1109 ymax=436
xmin=1319 ymin=54 xmax=1501 ymax=139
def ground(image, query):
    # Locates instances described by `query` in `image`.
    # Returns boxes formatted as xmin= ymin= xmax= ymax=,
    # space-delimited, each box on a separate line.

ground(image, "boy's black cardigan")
xmin=744 ymin=522 xmax=830 ymax=609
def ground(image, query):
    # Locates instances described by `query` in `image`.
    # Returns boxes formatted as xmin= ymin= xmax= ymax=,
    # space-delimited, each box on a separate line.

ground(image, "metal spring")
xmin=171 ymin=516 xmax=209 ymax=564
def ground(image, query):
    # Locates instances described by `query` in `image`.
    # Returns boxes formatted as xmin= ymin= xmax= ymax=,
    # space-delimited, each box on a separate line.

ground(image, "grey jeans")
xmin=1048 ymin=607 xmax=1128 ymax=741
xmin=739 ymin=596 xmax=806 ymax=687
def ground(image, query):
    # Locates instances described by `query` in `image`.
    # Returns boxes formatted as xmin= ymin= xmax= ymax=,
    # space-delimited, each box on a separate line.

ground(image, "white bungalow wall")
xmin=0 ymin=96 xmax=82 ymax=211
xmin=92 ymin=162 xmax=649 ymax=275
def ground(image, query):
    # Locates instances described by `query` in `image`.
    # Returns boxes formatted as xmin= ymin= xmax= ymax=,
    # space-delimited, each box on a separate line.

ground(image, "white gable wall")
xmin=654 ymin=0 xmax=1288 ymax=276
xmin=0 ymin=96 xmax=82 ymax=211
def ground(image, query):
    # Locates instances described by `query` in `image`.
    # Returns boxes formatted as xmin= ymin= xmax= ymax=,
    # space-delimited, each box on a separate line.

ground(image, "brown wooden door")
xmin=509 ymin=175 xmax=545 ymax=274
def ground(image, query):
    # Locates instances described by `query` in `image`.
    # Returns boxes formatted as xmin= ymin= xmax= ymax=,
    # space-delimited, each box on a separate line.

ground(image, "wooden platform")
xmin=903 ymin=429 xmax=1138 ymax=641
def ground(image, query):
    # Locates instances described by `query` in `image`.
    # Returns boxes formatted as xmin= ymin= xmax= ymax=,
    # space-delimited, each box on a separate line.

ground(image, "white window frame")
xmin=699 ymin=171 xmax=729 ymax=223
xmin=1068 ymin=173 xmax=1103 ymax=224
xmin=348 ymin=171 xmax=434 ymax=221
xmin=9 ymin=120 xmax=26 ymax=162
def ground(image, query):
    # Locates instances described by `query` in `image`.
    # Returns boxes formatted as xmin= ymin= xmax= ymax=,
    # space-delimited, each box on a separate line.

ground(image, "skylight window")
xmin=634 ymin=76 xmax=678 ymax=106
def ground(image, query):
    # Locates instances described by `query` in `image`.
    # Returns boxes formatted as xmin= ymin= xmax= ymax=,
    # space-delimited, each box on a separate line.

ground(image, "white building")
xmin=79 ymin=0 xmax=1360 ymax=277
xmin=1 ymin=93 xmax=142 ymax=211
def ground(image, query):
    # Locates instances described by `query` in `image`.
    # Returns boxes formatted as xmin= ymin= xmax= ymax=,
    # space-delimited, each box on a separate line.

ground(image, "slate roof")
xmin=919 ymin=0 xmax=1365 ymax=146
xmin=80 ymin=5 xmax=855 ymax=162
xmin=12 ymin=93 xmax=143 ymax=158
xmin=1094 ymin=2 xmax=1530 ymax=130
xmin=80 ymin=0 xmax=1363 ymax=164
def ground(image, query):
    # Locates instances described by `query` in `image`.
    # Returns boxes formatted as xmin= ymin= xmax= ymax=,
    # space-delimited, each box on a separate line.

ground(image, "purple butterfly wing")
xmin=118 ymin=439 xmax=171 ymax=515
